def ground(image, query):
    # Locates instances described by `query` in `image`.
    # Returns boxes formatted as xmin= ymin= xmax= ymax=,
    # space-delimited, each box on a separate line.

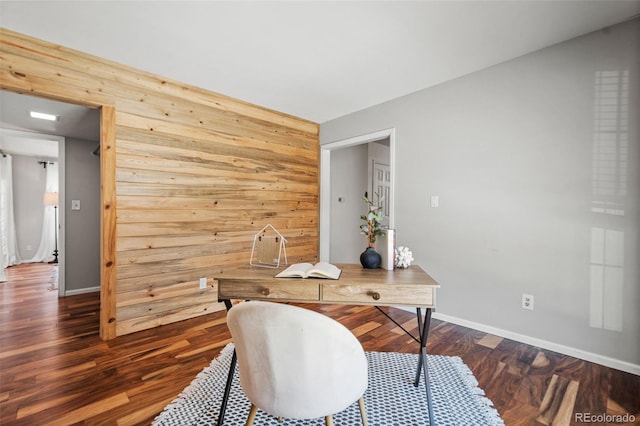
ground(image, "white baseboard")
xmin=64 ymin=286 xmax=100 ymax=296
xmin=428 ymin=311 xmax=640 ymax=375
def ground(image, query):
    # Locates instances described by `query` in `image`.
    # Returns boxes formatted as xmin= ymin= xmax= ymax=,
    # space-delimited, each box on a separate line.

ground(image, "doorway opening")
xmin=0 ymin=91 xmax=100 ymax=297
xmin=319 ymin=128 xmax=395 ymax=262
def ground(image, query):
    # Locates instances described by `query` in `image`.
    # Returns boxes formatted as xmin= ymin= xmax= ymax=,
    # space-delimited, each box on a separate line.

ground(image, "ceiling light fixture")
xmin=30 ymin=111 xmax=59 ymax=121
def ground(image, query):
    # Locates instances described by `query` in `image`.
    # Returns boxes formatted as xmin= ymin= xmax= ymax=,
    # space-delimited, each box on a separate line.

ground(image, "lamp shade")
xmin=43 ymin=191 xmax=59 ymax=206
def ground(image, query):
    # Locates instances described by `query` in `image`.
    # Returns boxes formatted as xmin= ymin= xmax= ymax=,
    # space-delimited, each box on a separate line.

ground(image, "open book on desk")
xmin=275 ymin=262 xmax=342 ymax=280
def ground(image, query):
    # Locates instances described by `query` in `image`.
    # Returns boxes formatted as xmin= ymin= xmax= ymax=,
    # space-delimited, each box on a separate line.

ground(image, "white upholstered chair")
xmin=226 ymin=301 xmax=369 ymax=426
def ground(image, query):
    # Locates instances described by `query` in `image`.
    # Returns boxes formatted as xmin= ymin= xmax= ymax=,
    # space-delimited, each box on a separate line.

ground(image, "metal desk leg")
xmin=216 ymin=299 xmax=236 ymax=426
xmin=414 ymin=307 xmax=435 ymax=426
xmin=374 ymin=305 xmax=436 ymax=425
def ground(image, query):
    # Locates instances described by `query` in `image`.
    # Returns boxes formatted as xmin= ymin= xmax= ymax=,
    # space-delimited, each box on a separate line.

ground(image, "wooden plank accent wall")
xmin=0 ymin=28 xmax=320 ymax=339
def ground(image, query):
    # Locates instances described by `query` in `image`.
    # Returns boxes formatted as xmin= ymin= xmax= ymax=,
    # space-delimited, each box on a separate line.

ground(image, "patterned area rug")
xmin=153 ymin=344 xmax=504 ymax=426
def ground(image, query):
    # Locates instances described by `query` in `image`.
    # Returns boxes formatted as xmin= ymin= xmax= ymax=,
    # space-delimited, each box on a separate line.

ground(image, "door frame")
xmin=319 ymin=128 xmax=395 ymax=261
xmin=0 ymin=89 xmax=116 ymax=340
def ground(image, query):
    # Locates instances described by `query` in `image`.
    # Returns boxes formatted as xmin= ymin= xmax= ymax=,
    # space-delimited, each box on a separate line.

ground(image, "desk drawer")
xmin=322 ymin=284 xmax=434 ymax=307
xmin=218 ymin=281 xmax=320 ymax=302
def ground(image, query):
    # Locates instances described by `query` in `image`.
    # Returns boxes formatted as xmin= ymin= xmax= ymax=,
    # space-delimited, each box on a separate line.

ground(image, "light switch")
xmin=430 ymin=196 xmax=439 ymax=208
xmin=71 ymin=200 xmax=81 ymax=210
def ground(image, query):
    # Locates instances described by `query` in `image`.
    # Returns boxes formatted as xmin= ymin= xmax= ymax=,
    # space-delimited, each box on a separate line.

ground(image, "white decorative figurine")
xmin=394 ymin=246 xmax=414 ymax=269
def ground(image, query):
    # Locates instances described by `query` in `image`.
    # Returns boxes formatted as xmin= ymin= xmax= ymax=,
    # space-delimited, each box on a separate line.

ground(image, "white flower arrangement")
xmin=394 ymin=246 xmax=414 ymax=268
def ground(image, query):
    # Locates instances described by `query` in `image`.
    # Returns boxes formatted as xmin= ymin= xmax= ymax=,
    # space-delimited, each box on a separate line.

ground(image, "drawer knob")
xmin=260 ymin=288 xmax=270 ymax=296
xmin=369 ymin=291 xmax=381 ymax=301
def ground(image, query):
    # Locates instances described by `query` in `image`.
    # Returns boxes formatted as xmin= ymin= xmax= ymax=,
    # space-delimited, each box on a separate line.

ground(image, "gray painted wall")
xmin=64 ymin=138 xmax=100 ymax=291
xmin=12 ymin=154 xmax=47 ymax=259
xmin=330 ymin=143 xmax=368 ymax=263
xmin=10 ymin=139 xmax=100 ymax=292
xmin=321 ymin=19 xmax=639 ymax=366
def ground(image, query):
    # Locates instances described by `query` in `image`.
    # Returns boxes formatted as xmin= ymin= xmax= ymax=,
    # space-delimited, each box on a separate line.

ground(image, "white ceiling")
xmin=0 ymin=91 xmax=100 ymax=143
xmin=1 ymin=0 xmax=639 ymax=127
xmin=0 ymin=127 xmax=61 ymax=159
xmin=0 ymin=89 xmax=100 ymax=158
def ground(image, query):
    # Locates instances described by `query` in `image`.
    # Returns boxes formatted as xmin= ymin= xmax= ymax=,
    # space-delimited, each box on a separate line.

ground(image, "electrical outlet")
xmin=522 ymin=293 xmax=534 ymax=311
xmin=199 ymin=277 xmax=207 ymax=289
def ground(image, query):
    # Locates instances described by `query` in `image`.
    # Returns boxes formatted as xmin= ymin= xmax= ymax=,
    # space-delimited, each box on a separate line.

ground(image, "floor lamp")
xmin=43 ymin=191 xmax=59 ymax=264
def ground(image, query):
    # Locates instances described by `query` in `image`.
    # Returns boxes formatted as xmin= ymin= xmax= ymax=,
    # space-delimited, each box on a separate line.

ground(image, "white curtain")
xmin=0 ymin=154 xmax=22 ymax=282
xmin=29 ymin=162 xmax=59 ymax=263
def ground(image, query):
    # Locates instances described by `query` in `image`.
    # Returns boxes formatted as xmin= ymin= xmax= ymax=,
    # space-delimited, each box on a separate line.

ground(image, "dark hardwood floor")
xmin=1 ymin=263 xmax=638 ymax=425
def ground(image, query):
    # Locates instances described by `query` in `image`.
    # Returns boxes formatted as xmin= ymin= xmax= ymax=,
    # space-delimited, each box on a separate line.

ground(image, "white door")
xmin=373 ymin=161 xmax=391 ymax=227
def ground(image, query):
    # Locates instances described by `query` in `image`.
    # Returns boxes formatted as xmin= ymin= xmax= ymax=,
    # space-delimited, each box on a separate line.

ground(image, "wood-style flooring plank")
xmin=1 ymin=263 xmax=638 ymax=425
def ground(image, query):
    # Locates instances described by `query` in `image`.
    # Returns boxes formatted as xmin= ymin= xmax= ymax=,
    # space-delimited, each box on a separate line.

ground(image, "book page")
xmin=307 ymin=262 xmax=342 ymax=280
xmin=275 ymin=263 xmax=313 ymax=278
